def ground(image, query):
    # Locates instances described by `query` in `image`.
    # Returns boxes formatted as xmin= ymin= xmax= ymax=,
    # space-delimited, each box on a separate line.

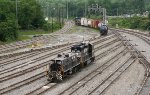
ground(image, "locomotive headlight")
xmin=76 ymin=53 xmax=81 ymax=57
xmin=76 ymin=53 xmax=79 ymax=55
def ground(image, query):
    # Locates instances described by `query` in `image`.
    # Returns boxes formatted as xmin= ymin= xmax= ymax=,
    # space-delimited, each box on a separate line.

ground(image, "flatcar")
xmin=46 ymin=41 xmax=95 ymax=82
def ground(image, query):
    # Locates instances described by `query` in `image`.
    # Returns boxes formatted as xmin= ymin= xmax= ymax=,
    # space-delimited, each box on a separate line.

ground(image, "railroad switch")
xmin=122 ymin=39 xmax=132 ymax=41
xmin=140 ymin=51 xmax=146 ymax=52
xmin=126 ymin=44 xmax=138 ymax=46
xmin=95 ymin=70 xmax=102 ymax=74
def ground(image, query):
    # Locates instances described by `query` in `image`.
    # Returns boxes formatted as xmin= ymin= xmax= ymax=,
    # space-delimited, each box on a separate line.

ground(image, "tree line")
xmin=0 ymin=0 xmax=46 ymax=42
xmin=39 ymin=0 xmax=149 ymax=17
xmin=0 ymin=0 xmax=149 ymax=42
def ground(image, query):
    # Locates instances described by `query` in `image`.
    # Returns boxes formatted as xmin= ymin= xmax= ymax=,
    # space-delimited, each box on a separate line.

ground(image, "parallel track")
xmin=0 ymin=21 xmax=74 ymax=54
xmin=0 ymin=34 xmax=117 ymax=94
xmin=112 ymin=29 xmax=150 ymax=95
xmin=26 ymin=40 xmax=123 ymax=95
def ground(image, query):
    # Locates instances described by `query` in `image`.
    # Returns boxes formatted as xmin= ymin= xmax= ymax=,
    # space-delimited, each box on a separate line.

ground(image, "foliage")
xmin=0 ymin=0 xmax=46 ymax=42
xmin=19 ymin=30 xmax=49 ymax=36
xmin=148 ymin=13 xmax=150 ymax=20
xmin=37 ymin=0 xmax=149 ymax=17
xmin=0 ymin=0 xmax=18 ymax=42
xmin=18 ymin=0 xmax=45 ymax=29
xmin=43 ymin=21 xmax=62 ymax=32
xmin=108 ymin=16 xmax=150 ymax=30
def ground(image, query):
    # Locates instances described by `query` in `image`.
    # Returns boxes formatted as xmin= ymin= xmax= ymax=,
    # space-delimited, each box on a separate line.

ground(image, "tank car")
xmin=46 ymin=42 xmax=95 ymax=82
xmin=99 ymin=24 xmax=108 ymax=36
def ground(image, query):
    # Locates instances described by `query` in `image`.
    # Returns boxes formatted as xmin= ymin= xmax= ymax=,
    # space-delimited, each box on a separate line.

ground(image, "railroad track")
xmin=89 ymin=57 xmax=136 ymax=95
xmin=58 ymin=46 xmax=132 ymax=95
xmin=111 ymin=28 xmax=150 ymax=45
xmin=113 ymin=30 xmax=150 ymax=95
xmin=0 ymin=34 xmax=115 ymax=74
xmin=0 ymin=32 xmax=113 ymax=62
xmin=57 ymin=30 xmax=149 ymax=95
xmin=1 ymin=34 xmax=116 ymax=94
xmin=0 ymin=43 xmax=71 ymax=65
xmin=25 ymin=30 xmax=150 ymax=95
xmin=25 ymin=39 xmax=123 ymax=95
xmin=0 ymin=21 xmax=74 ymax=54
xmin=0 ymin=47 xmax=70 ymax=77
xmin=0 ymin=35 xmax=120 ymax=95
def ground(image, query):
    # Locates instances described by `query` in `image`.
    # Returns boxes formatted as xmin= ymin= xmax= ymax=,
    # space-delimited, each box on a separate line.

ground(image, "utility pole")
xmin=66 ymin=0 xmax=69 ymax=19
xmin=16 ymin=0 xmax=18 ymax=30
xmin=116 ymin=8 xmax=119 ymax=16
xmin=102 ymin=8 xmax=107 ymax=24
xmin=52 ymin=8 xmax=55 ymax=32
xmin=84 ymin=1 xmax=87 ymax=17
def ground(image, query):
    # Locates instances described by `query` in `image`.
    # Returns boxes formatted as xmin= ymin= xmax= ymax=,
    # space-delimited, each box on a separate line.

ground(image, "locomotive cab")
xmin=71 ymin=42 xmax=94 ymax=57
xmin=71 ymin=42 xmax=95 ymax=66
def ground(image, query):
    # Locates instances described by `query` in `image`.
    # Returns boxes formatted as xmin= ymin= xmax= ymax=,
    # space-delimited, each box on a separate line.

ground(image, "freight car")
xmin=75 ymin=17 xmax=108 ymax=35
xmin=46 ymin=41 xmax=95 ymax=82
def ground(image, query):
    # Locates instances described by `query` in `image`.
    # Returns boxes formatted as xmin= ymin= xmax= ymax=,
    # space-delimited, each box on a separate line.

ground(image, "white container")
xmin=98 ymin=22 xmax=104 ymax=28
xmin=83 ymin=18 xmax=88 ymax=26
xmin=87 ymin=19 xmax=92 ymax=27
xmin=81 ymin=18 xmax=85 ymax=26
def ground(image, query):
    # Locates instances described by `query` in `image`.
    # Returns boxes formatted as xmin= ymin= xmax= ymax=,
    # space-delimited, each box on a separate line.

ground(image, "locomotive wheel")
xmin=84 ymin=61 xmax=87 ymax=66
xmin=73 ymin=67 xmax=77 ymax=73
xmin=47 ymin=78 xmax=53 ymax=82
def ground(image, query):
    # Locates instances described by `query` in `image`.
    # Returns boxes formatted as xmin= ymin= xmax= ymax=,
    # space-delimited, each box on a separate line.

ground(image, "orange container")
xmin=95 ymin=20 xmax=100 ymax=28
xmin=91 ymin=20 xmax=94 ymax=28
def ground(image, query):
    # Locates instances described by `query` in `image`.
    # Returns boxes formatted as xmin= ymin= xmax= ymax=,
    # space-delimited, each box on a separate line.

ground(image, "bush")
xmin=42 ymin=23 xmax=52 ymax=31
xmin=42 ymin=21 xmax=62 ymax=32
xmin=108 ymin=16 xmax=150 ymax=31
xmin=0 ymin=21 xmax=18 ymax=41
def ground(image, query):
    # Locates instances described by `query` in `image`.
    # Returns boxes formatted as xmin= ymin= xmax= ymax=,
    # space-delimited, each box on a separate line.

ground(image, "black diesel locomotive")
xmin=46 ymin=41 xmax=95 ymax=81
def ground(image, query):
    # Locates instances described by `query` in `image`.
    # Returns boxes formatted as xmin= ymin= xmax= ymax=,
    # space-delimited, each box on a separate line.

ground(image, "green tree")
xmin=18 ymin=0 xmax=45 ymax=29
xmin=0 ymin=0 xmax=18 ymax=42
xmin=148 ymin=13 xmax=150 ymax=20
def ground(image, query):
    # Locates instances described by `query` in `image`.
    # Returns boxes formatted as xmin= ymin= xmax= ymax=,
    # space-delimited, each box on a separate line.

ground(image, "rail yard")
xmin=0 ymin=20 xmax=149 ymax=95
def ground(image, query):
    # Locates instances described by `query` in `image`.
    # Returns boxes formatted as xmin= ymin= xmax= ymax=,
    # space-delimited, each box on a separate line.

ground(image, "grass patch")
xmin=19 ymin=30 xmax=52 ymax=35
xmin=18 ymin=35 xmax=31 ymax=41
xmin=70 ymin=26 xmax=99 ymax=33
